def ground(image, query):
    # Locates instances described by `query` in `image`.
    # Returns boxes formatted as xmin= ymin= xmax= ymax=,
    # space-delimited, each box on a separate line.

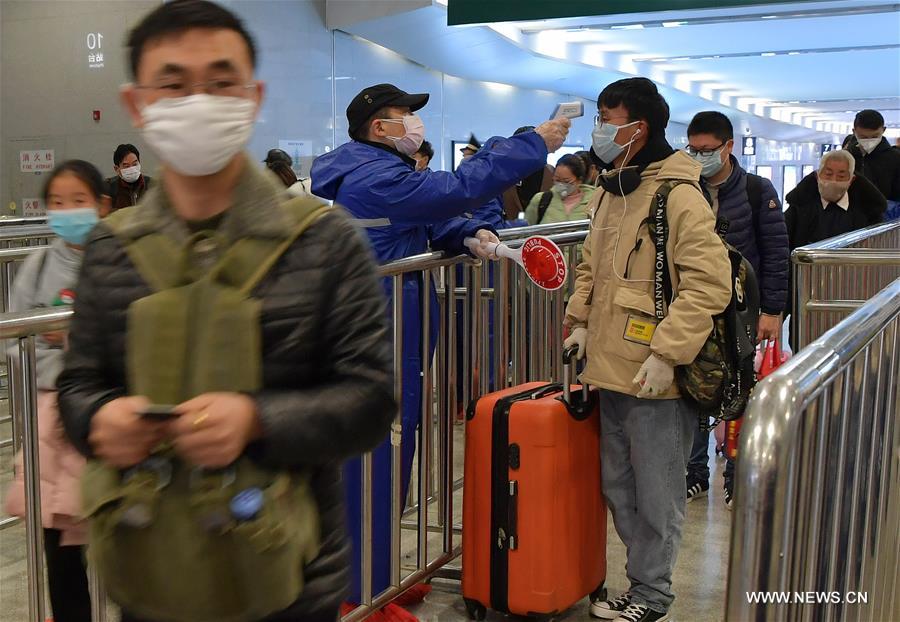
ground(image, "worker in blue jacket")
xmin=311 ymin=83 xmax=570 ymax=606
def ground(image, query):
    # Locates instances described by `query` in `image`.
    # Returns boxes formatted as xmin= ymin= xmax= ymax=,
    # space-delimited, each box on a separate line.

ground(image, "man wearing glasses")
xmin=58 ymin=2 xmax=395 ymax=621
xmin=683 ymin=111 xmax=789 ymax=510
xmin=563 ymin=78 xmax=731 ymax=622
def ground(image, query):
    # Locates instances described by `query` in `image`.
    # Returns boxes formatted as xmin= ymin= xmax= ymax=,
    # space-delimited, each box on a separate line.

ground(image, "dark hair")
xmin=266 ymin=160 xmax=298 ymax=189
xmin=687 ymin=111 xmax=734 ymax=142
xmin=113 ymin=143 xmax=140 ymax=167
xmin=42 ymin=160 xmax=107 ymax=202
xmin=514 ymin=125 xmax=535 ymax=135
xmin=854 ymin=109 xmax=885 ymax=130
xmin=556 ymin=154 xmax=587 ymax=182
xmin=416 ymin=140 xmax=434 ymax=161
xmin=127 ymin=0 xmax=257 ymax=79
xmin=574 ymin=150 xmax=596 ymax=171
xmin=597 ymin=77 xmax=670 ymax=138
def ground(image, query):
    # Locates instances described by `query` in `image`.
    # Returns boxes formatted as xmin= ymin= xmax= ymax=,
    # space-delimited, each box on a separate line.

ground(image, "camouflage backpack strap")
xmin=103 ymin=207 xmax=183 ymax=292
xmin=210 ymin=196 xmax=330 ymax=295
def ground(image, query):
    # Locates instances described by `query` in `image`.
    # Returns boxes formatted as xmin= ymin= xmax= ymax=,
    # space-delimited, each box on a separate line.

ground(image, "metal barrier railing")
xmin=727 ymin=277 xmax=900 ymax=621
xmin=793 ymin=219 xmax=900 ymax=349
xmin=0 ymin=217 xmax=48 ymax=227
xmin=0 ymin=221 xmax=589 ymax=621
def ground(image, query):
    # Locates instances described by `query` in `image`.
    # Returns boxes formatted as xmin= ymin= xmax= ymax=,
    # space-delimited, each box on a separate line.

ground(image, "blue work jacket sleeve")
xmin=430 ymin=217 xmax=494 ymax=256
xmin=370 ymin=132 xmax=547 ymax=225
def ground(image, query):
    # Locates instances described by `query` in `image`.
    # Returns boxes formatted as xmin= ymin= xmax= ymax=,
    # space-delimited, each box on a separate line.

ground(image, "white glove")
xmin=563 ymin=327 xmax=588 ymax=360
xmin=534 ymin=118 xmax=572 ymax=153
xmin=633 ymin=354 xmax=674 ymax=398
xmin=467 ymin=229 xmax=500 ymax=260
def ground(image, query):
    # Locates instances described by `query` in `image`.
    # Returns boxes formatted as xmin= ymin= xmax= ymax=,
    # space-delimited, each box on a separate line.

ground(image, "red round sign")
xmin=520 ymin=236 xmax=567 ymax=291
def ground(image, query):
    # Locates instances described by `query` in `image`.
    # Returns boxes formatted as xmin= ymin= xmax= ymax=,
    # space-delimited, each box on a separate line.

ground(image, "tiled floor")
xmin=1 ymin=410 xmax=730 ymax=622
xmin=405 ymin=433 xmax=732 ymax=622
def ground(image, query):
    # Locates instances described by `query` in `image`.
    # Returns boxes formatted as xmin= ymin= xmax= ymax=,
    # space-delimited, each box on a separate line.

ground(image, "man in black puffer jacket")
xmin=683 ymin=112 xmax=789 ymax=509
xmin=842 ymin=109 xmax=900 ymax=204
xmin=57 ymin=2 xmax=395 ymax=621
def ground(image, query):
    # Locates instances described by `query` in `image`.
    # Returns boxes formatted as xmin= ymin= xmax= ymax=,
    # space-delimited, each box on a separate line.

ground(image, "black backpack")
xmin=651 ymin=181 xmax=759 ymax=427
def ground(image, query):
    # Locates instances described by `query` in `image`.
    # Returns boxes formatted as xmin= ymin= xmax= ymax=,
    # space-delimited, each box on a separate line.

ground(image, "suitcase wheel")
xmin=590 ymin=582 xmax=608 ymax=604
xmin=464 ymin=598 xmax=487 ymax=621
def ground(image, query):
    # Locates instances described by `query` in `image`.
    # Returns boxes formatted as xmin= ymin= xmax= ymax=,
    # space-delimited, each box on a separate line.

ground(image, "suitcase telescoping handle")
xmin=561 ymin=346 xmax=593 ymax=419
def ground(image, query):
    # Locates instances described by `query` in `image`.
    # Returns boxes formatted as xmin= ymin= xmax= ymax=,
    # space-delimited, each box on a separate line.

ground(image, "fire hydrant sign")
xmin=20 ymin=150 xmax=55 ymax=173
xmin=22 ymin=198 xmax=45 ymax=217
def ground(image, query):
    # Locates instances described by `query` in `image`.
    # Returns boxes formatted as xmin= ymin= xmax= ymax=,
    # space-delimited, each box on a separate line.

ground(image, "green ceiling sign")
xmin=447 ymin=1 xmax=808 ymax=25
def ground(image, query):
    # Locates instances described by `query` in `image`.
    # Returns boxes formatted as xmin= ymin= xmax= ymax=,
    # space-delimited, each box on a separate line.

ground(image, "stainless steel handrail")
xmin=792 ymin=249 xmax=900 ymax=265
xmin=792 ymin=220 xmax=900 ymax=349
xmin=0 ymin=225 xmax=53 ymax=240
xmin=0 ymin=217 xmax=48 ymax=227
xmin=727 ymin=277 xmax=900 ymax=621
xmin=794 ymin=219 xmax=900 ymax=251
xmin=497 ymin=219 xmax=589 ymax=239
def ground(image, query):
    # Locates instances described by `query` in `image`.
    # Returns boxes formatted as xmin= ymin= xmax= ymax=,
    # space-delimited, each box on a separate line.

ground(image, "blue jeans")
xmin=598 ymin=390 xmax=694 ymax=614
xmin=687 ymin=426 xmax=735 ymax=485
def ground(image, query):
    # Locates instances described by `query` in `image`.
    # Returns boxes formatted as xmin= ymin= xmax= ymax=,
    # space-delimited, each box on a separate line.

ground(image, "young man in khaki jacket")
xmin=564 ymin=78 xmax=732 ymax=622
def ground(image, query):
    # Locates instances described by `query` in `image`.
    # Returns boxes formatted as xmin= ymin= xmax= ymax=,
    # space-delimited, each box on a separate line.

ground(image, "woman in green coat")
xmin=525 ymin=153 xmax=595 ymax=225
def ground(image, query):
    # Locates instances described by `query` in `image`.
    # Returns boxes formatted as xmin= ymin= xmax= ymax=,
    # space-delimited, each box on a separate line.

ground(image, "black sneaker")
xmin=724 ymin=479 xmax=734 ymax=510
xmin=686 ymin=475 xmax=709 ymax=503
xmin=590 ymin=593 xmax=630 ymax=619
xmin=612 ymin=603 xmax=670 ymax=622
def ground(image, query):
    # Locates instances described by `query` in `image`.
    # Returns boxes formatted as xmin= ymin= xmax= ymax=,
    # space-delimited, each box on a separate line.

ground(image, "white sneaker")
xmin=590 ymin=593 xmax=631 ymax=619
xmin=612 ymin=603 xmax=670 ymax=622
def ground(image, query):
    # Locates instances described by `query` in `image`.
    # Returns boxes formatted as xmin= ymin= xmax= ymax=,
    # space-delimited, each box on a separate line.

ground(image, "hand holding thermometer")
xmin=464 ymin=235 xmax=568 ymax=291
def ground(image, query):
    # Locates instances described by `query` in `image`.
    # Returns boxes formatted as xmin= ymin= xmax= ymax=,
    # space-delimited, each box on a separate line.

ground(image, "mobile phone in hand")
xmin=138 ymin=405 xmax=180 ymax=421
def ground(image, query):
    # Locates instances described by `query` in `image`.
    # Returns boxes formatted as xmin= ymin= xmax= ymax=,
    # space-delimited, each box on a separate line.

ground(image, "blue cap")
xmin=230 ymin=487 xmax=264 ymax=521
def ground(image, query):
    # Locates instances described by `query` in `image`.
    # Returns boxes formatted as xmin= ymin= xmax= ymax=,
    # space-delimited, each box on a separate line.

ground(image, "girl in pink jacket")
xmin=5 ymin=160 xmax=110 ymax=622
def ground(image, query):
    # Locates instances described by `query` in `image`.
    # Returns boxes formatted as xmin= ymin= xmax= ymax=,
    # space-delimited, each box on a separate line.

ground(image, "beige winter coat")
xmin=565 ymin=151 xmax=732 ymax=399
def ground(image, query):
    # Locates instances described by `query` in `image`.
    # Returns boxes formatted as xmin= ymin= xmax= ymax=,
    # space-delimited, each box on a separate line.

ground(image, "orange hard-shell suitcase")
xmin=462 ymin=354 xmax=606 ymax=620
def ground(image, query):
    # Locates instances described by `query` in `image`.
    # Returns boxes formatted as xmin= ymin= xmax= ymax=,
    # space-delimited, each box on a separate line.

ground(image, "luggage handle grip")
xmin=562 ymin=346 xmax=589 ymax=405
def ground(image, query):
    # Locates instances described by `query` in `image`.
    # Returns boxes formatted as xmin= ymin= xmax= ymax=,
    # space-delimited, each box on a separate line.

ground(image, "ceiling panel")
xmin=343 ymin=1 xmax=900 ymax=139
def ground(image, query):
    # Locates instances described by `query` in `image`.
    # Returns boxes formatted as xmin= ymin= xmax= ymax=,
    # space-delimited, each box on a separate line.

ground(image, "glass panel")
xmin=783 ymin=165 xmax=799 ymax=201
xmin=756 ymin=165 xmax=773 ymax=180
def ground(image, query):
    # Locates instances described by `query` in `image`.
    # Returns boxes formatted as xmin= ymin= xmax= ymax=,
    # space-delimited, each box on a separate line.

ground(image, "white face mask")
xmin=855 ymin=135 xmax=881 ymax=154
xmin=140 ymin=94 xmax=256 ymax=176
xmin=120 ymin=163 xmax=141 ymax=183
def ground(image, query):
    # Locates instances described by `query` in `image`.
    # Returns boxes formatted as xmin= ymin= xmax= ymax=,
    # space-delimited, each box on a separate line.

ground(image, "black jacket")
xmin=707 ymin=156 xmax=789 ymax=315
xmin=106 ymin=175 xmax=153 ymax=211
xmin=58 ymin=162 xmax=396 ymax=619
xmin=784 ymin=171 xmax=886 ymax=250
xmin=845 ymin=136 xmax=900 ymax=201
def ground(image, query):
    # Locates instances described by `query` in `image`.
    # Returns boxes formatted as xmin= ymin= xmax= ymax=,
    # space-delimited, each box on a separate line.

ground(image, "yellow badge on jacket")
xmin=623 ymin=314 xmax=657 ymax=345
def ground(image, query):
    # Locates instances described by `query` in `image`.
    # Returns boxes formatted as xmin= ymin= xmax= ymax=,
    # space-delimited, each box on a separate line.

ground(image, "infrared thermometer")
xmin=550 ymin=101 xmax=584 ymax=121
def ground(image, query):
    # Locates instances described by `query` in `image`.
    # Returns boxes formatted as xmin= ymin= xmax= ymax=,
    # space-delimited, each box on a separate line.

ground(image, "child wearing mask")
xmin=5 ymin=160 xmax=108 ymax=622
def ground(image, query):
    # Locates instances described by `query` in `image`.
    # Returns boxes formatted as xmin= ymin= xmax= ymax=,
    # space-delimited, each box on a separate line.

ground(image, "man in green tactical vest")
xmin=57 ymin=2 xmax=396 ymax=621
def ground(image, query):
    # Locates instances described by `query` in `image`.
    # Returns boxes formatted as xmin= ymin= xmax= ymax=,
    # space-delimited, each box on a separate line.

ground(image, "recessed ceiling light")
xmin=788 ymin=51 xmax=801 ymax=55
xmin=672 ymin=56 xmax=690 ymax=61
xmin=662 ymin=21 xmax=687 ymax=27
xmin=611 ymin=24 xmax=645 ymax=30
xmin=761 ymin=52 xmax=777 ymax=57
